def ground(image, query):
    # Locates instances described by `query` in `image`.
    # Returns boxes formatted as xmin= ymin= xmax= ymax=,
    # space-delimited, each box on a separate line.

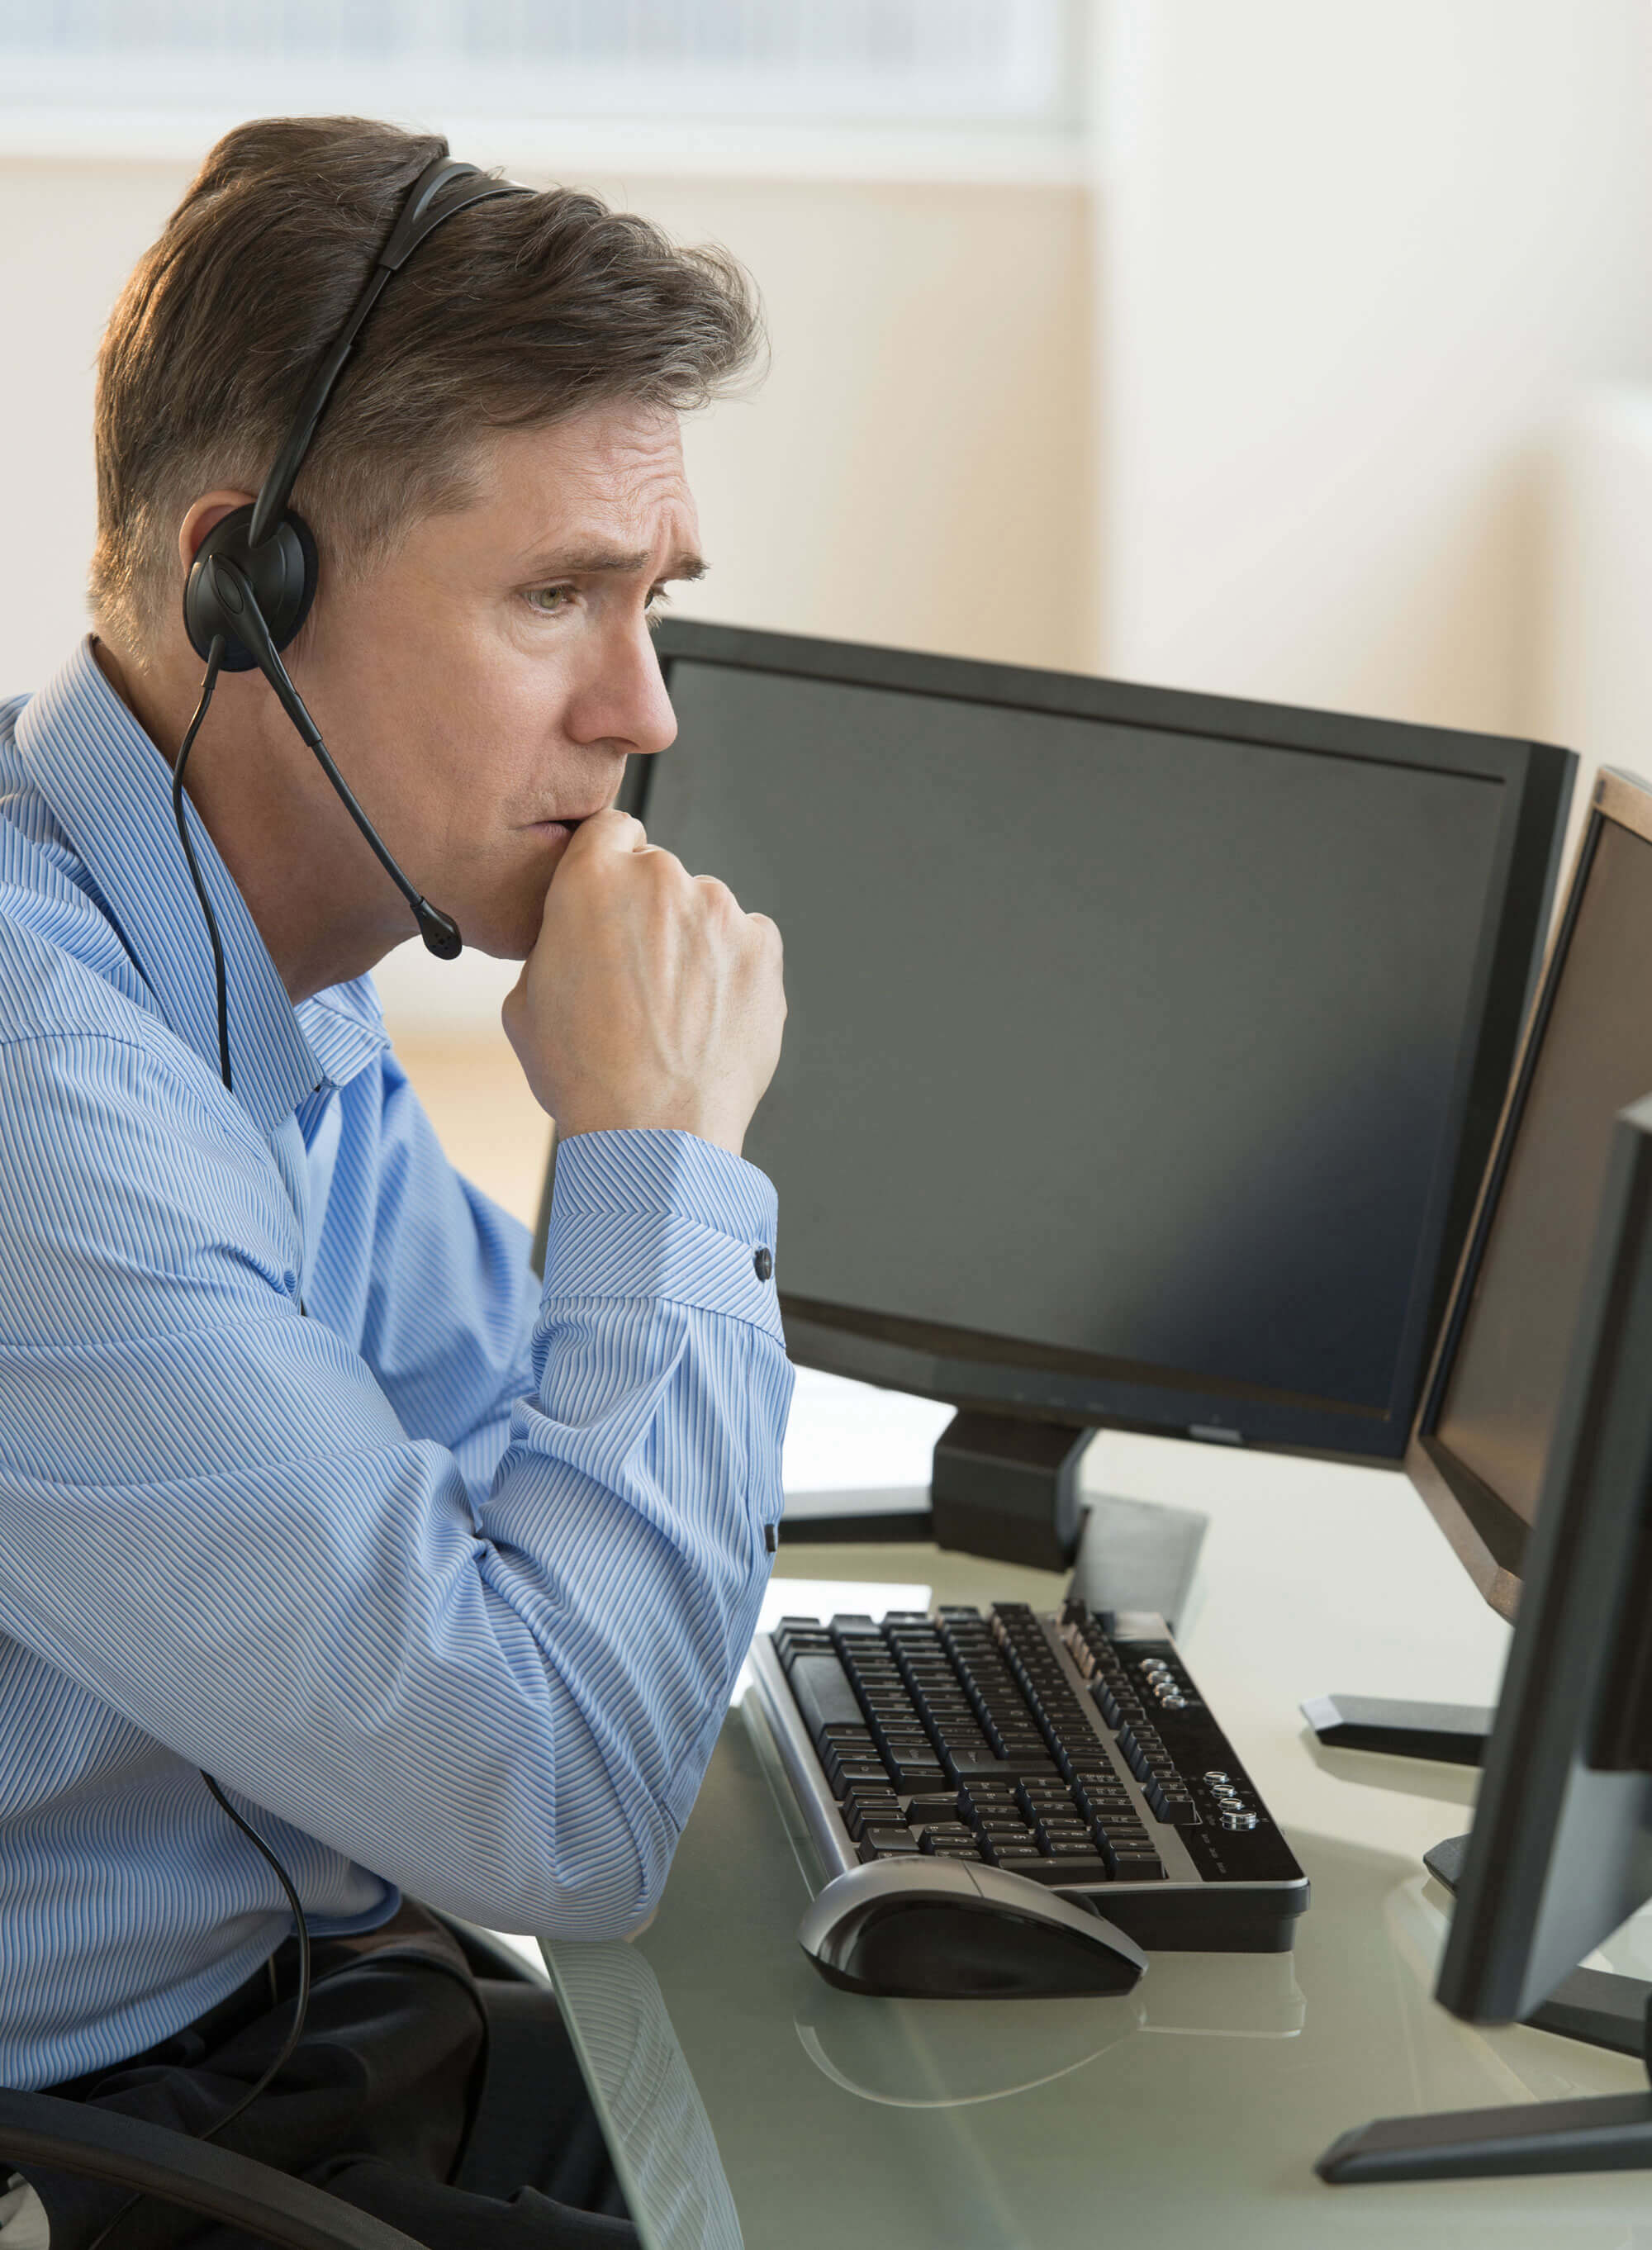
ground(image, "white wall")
xmin=1533 ymin=387 xmax=1652 ymax=880
xmin=0 ymin=156 xmax=1092 ymax=1036
xmin=0 ymin=163 xmax=184 ymax=692
xmin=1093 ymin=0 xmax=1652 ymax=742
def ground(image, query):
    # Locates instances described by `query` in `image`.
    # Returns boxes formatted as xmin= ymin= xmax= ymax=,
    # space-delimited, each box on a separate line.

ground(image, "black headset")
xmin=178 ymin=153 xmax=533 ymax=974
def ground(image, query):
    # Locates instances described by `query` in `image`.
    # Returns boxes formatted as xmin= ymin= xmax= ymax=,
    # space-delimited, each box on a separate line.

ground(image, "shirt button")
xmin=753 ymin=1246 xmax=774 ymax=1283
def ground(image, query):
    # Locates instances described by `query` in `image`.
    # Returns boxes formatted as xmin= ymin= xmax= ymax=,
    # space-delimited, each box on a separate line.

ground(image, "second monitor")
xmin=630 ymin=622 xmax=1572 ymax=1564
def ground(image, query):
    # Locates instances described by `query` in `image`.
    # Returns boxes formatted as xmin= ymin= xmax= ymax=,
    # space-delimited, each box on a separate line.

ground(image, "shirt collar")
xmin=13 ymin=638 xmax=387 ymax=1137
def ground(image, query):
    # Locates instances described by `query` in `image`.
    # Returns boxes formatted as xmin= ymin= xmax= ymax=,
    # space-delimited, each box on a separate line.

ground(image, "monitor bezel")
xmin=1435 ymin=1089 xmax=1652 ymax=2025
xmin=1407 ymin=767 xmax=1652 ymax=1620
xmin=643 ymin=618 xmax=1574 ymax=1464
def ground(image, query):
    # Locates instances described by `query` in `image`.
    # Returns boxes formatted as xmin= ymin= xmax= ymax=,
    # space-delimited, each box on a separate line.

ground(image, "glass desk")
xmin=544 ymin=1442 xmax=1652 ymax=2249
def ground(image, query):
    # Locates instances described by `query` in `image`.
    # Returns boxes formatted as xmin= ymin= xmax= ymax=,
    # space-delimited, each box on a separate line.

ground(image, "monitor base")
xmin=1066 ymin=1493 xmax=1208 ymax=1638
xmin=1426 ymin=1834 xmax=1652 ymax=2058
xmin=1317 ymin=2084 xmax=1652 ymax=2183
xmin=1319 ymin=1866 xmax=1652 ymax=2181
xmin=1300 ymin=1692 xmax=1492 ymax=1765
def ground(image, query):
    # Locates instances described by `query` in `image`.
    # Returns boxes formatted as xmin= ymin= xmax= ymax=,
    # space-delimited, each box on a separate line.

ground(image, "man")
xmin=0 ymin=116 xmax=790 ymax=2247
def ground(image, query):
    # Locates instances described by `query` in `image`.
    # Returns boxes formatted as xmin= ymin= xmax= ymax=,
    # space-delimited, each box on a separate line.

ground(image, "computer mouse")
xmin=797 ymin=1857 xmax=1149 ymax=2000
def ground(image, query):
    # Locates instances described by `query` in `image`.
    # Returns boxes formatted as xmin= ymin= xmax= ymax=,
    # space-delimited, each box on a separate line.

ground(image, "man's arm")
xmin=0 ymin=1030 xmax=791 ymax=1937
xmin=318 ymin=1042 xmax=543 ymax=1508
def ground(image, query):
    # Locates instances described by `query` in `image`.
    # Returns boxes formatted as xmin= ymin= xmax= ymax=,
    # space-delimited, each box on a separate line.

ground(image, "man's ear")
xmin=178 ymin=491 xmax=258 ymax=577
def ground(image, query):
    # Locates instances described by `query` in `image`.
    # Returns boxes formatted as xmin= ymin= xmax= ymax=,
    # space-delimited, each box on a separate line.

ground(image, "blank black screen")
xmin=648 ymin=662 xmax=1505 ymax=1411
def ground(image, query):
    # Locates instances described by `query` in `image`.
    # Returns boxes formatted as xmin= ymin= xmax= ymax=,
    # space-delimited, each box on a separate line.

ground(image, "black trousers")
xmin=27 ymin=1906 xmax=638 ymax=2250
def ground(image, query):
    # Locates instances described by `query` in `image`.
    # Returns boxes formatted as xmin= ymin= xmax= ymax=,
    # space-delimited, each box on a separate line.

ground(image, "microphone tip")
xmin=417 ymin=904 xmax=463 ymax=960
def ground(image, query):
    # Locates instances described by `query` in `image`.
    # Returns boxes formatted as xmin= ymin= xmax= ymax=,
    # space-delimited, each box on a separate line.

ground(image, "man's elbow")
xmin=441 ymin=1806 xmax=679 ymax=1939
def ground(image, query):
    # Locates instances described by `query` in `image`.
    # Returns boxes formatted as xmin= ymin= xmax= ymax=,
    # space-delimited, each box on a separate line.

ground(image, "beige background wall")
xmin=1091 ymin=0 xmax=1652 ymax=745
xmin=0 ymin=164 xmax=1095 ymax=687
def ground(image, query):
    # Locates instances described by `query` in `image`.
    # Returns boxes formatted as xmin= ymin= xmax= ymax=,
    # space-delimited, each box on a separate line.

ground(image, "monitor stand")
xmin=927 ymin=1411 xmax=1089 ymax=1569
xmin=785 ymin=1410 xmax=1208 ymax=1633
xmin=928 ymin=1412 xmax=1208 ymax=1631
xmin=1320 ymin=1849 xmax=1652 ymax=2181
xmin=1300 ymin=1692 xmax=1492 ymax=1766
xmin=1419 ymin=1838 xmax=1652 ymax=2056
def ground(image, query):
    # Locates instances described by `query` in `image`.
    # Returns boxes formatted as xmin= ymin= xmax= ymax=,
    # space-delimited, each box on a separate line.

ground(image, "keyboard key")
xmin=904 ymin=1792 xmax=966 ymax=1826
xmin=919 ymin=1824 xmax=979 ymax=1852
xmin=844 ymin=1787 xmax=903 ymax=1819
xmin=1017 ymin=1780 xmax=1072 ymax=1814
xmin=788 ymin=1654 xmax=865 ymax=1743
xmin=1106 ymin=1842 xmax=1165 ymax=1879
xmin=844 ymin=1801 xmax=901 ymax=1842
xmin=884 ymin=1759 xmax=947 ymax=1792
xmin=943 ymin=1748 xmax=1028 ymax=1780
xmin=858 ymin=1827 xmax=921 ymax=1860
xmin=825 ymin=1755 xmax=890 ymax=1797
xmin=1147 ymin=1779 xmax=1197 ymax=1824
xmin=1010 ymin=1857 xmax=1113 ymax=1887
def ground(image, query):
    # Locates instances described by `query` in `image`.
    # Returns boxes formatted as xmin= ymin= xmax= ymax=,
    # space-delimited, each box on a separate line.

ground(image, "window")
xmin=0 ymin=0 xmax=1082 ymax=134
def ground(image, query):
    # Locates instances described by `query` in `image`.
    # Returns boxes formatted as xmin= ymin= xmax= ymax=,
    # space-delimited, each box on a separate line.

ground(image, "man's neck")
xmin=89 ymin=632 xmax=404 ymax=1005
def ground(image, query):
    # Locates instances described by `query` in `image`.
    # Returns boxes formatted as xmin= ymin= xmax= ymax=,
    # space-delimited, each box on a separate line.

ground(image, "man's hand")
xmin=502 ymin=809 xmax=786 ymax=1158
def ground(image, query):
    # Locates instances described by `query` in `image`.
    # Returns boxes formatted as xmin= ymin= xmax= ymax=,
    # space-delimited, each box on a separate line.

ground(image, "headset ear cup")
xmin=183 ymin=504 xmax=319 ymax=671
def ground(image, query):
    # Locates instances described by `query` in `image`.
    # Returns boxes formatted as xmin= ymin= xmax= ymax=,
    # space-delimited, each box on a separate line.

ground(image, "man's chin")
xmin=437 ymin=895 xmax=546 ymax=966
xmin=434 ymin=843 xmax=573 ymax=963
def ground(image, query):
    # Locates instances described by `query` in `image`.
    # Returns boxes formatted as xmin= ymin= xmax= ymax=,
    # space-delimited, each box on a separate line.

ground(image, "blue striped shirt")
xmin=0 ymin=639 xmax=792 ymax=2091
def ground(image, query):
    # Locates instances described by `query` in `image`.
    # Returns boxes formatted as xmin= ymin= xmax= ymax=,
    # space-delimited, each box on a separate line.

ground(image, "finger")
xmin=501 ymin=965 xmax=526 ymax=1042
xmin=562 ymin=807 xmax=650 ymax=865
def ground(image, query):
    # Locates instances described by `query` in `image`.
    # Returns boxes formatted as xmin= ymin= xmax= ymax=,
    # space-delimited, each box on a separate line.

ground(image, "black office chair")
xmin=0 ymin=1917 xmax=555 ymax=2250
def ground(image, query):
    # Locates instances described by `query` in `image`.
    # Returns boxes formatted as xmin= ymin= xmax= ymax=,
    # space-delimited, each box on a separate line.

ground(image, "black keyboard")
xmin=748 ymin=1597 xmax=1309 ymax=1952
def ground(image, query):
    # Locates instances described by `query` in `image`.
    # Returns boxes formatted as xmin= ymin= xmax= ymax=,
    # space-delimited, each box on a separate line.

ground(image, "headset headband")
xmin=178 ymin=150 xmax=534 ymax=981
xmin=247 ymin=156 xmax=532 ymax=549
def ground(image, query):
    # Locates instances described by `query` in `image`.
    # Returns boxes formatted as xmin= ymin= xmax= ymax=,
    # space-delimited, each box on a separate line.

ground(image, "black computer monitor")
xmin=1408 ymin=768 xmax=1652 ymax=1620
xmin=559 ymin=620 xmax=1574 ymax=1565
xmin=1319 ymin=1091 xmax=1652 ymax=2186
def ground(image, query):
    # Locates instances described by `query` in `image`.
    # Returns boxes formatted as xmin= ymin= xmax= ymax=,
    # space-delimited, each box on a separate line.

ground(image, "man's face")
xmin=294 ymin=401 xmax=698 ymax=961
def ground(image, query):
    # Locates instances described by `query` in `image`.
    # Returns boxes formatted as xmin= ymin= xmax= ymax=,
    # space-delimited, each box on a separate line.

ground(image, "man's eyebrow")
xmin=518 ymin=544 xmax=707 ymax=581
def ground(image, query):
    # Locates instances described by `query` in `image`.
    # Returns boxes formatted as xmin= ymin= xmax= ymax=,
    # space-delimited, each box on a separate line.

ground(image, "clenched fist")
xmin=502 ymin=809 xmax=786 ymax=1158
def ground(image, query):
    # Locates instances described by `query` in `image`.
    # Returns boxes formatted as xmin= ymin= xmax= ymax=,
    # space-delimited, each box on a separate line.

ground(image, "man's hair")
xmin=91 ymin=116 xmax=762 ymax=648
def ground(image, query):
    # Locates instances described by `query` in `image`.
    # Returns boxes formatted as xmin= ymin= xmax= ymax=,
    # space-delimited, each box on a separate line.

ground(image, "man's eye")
xmin=525 ymin=585 xmax=574 ymax=614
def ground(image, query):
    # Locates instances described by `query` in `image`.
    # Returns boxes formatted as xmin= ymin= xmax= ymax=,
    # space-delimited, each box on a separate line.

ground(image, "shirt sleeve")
xmin=311 ymin=1047 xmax=544 ymax=1510
xmin=0 ymin=1032 xmax=794 ymax=1938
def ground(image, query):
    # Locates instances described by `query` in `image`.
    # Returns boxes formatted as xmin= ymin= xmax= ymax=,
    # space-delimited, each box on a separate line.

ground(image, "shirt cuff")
xmin=543 ymin=1128 xmax=783 ymax=1339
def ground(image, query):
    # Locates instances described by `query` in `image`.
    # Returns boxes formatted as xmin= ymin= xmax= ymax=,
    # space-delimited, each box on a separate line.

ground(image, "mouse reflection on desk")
xmin=798 ymin=1858 xmax=1149 ymax=2000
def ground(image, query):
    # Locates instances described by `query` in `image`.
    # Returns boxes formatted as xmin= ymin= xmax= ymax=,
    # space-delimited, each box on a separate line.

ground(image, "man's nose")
xmin=567 ymin=614 xmax=677 ymax=758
